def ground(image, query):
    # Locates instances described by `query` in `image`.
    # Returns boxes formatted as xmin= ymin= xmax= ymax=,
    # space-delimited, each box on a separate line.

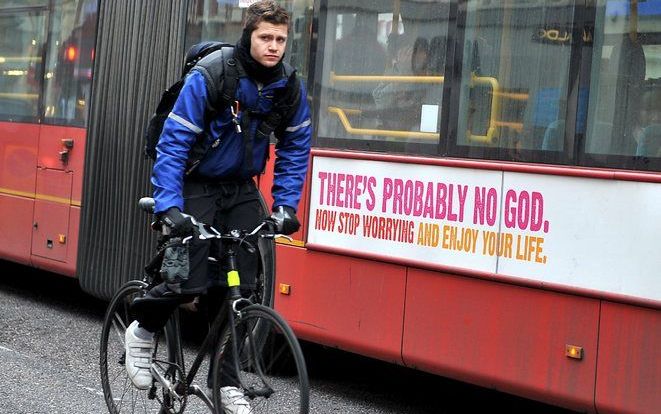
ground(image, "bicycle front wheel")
xmin=212 ymin=304 xmax=309 ymax=414
xmin=99 ymin=280 xmax=182 ymax=414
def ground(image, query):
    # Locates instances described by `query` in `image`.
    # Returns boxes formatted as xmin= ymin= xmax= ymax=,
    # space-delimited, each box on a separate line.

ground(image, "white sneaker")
xmin=219 ymin=386 xmax=251 ymax=414
xmin=124 ymin=320 xmax=154 ymax=390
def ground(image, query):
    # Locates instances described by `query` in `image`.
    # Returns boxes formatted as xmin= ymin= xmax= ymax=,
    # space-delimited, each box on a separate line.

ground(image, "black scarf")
xmin=236 ymin=28 xmax=284 ymax=86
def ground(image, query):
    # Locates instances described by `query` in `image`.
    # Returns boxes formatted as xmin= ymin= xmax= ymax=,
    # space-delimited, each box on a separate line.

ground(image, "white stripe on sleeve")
xmin=285 ymin=118 xmax=311 ymax=133
xmin=168 ymin=112 xmax=203 ymax=134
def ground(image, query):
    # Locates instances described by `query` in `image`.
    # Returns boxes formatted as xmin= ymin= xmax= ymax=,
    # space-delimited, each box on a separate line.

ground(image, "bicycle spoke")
xmin=111 ymin=313 xmax=128 ymax=345
xmin=101 ymin=283 xmax=178 ymax=414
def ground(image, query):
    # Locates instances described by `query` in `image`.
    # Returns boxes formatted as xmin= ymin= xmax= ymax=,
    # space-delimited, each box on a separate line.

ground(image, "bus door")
xmin=32 ymin=0 xmax=96 ymax=268
xmin=0 ymin=3 xmax=48 ymax=264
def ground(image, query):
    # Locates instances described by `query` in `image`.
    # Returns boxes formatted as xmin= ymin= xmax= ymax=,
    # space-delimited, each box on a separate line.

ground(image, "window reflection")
xmin=43 ymin=0 xmax=98 ymax=126
xmin=0 ymin=11 xmax=46 ymax=121
xmin=455 ymin=0 xmax=577 ymax=162
xmin=317 ymin=0 xmax=449 ymax=146
xmin=585 ymin=0 xmax=661 ymax=159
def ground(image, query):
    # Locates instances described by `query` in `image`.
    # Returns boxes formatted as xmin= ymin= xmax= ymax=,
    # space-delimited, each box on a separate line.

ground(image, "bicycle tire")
xmin=255 ymin=236 xmax=275 ymax=308
xmin=100 ymin=280 xmax=183 ymax=414
xmin=211 ymin=304 xmax=309 ymax=414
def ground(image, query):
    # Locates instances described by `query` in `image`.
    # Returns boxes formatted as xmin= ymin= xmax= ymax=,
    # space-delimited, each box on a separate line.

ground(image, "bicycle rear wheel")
xmin=100 ymin=280 xmax=183 ymax=414
xmin=212 ymin=304 xmax=309 ymax=414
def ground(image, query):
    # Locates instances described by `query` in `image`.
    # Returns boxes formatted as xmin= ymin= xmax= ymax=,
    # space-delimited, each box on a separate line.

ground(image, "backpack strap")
xmin=194 ymin=46 xmax=242 ymax=115
xmin=220 ymin=48 xmax=243 ymax=110
xmin=185 ymin=47 xmax=244 ymax=175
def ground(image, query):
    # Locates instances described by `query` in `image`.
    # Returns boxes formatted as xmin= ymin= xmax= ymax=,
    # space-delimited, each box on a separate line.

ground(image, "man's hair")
xmin=244 ymin=0 xmax=290 ymax=32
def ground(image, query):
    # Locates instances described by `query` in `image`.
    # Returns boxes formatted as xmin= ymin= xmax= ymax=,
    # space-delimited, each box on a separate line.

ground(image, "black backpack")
xmin=144 ymin=41 xmax=300 ymax=174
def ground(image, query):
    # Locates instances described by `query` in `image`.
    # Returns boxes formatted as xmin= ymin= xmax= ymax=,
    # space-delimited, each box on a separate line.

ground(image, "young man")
xmin=125 ymin=1 xmax=311 ymax=413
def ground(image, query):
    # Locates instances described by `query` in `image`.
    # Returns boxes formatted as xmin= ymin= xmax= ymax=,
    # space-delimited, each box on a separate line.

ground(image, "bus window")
xmin=584 ymin=0 xmax=661 ymax=165
xmin=453 ymin=0 xmax=578 ymax=162
xmin=185 ymin=0 xmax=314 ymax=79
xmin=316 ymin=0 xmax=450 ymax=153
xmin=42 ymin=0 xmax=98 ymax=127
xmin=0 ymin=8 xmax=47 ymax=122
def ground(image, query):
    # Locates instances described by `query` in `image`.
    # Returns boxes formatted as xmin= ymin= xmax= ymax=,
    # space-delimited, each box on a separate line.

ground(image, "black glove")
xmin=160 ymin=207 xmax=194 ymax=237
xmin=270 ymin=205 xmax=300 ymax=235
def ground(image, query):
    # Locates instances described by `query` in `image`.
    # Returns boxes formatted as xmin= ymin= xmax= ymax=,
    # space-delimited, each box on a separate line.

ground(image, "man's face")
xmin=250 ymin=21 xmax=288 ymax=67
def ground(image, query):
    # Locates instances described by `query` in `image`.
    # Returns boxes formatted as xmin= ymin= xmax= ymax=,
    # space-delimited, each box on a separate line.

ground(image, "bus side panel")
xmin=30 ymin=198 xmax=79 ymax=277
xmin=29 ymin=124 xmax=85 ymax=277
xmin=0 ymin=122 xmax=39 ymax=265
xmin=31 ymin=169 xmax=72 ymax=262
xmin=402 ymin=269 xmax=598 ymax=413
xmin=595 ymin=302 xmax=661 ymax=414
xmin=0 ymin=195 xmax=34 ymax=265
xmin=274 ymin=244 xmax=406 ymax=365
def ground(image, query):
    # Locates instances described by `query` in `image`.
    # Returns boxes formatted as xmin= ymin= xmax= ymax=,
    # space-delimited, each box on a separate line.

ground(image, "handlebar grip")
xmin=138 ymin=197 xmax=155 ymax=213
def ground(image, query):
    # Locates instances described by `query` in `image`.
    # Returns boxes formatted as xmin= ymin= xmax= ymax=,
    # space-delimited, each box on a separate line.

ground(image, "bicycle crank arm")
xmin=150 ymin=365 xmax=182 ymax=401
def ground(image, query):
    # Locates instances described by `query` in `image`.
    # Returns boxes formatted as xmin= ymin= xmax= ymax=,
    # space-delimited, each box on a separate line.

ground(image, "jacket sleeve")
xmin=151 ymin=70 xmax=209 ymax=214
xmin=271 ymin=79 xmax=312 ymax=211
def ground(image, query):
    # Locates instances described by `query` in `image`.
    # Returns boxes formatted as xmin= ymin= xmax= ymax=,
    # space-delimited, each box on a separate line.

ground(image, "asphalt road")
xmin=0 ymin=260 xmax=578 ymax=413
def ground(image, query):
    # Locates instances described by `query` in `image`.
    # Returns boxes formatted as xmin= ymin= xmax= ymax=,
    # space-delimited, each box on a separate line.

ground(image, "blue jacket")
xmin=151 ymin=68 xmax=312 ymax=214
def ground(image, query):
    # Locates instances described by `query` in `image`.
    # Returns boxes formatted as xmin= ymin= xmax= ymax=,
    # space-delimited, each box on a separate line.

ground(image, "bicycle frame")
xmin=147 ymin=218 xmax=282 ymax=412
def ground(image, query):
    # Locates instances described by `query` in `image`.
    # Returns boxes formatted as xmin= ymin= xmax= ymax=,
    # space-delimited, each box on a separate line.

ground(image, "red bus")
xmin=0 ymin=1 xmax=659 ymax=413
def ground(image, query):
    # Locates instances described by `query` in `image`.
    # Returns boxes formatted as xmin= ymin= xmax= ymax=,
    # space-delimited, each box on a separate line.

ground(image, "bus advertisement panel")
xmin=308 ymin=155 xmax=661 ymax=302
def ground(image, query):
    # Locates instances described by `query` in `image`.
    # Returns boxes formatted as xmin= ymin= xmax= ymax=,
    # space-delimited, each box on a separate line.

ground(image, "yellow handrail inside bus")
xmin=0 ymin=93 xmax=39 ymax=100
xmin=466 ymin=72 xmax=500 ymax=143
xmin=330 ymin=71 xmax=444 ymax=84
xmin=329 ymin=71 xmax=502 ymax=143
xmin=328 ymin=106 xmax=439 ymax=140
xmin=493 ymin=120 xmax=523 ymax=132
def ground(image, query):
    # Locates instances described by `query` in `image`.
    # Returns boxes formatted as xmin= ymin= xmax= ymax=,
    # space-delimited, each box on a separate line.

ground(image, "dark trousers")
xmin=132 ymin=178 xmax=266 ymax=387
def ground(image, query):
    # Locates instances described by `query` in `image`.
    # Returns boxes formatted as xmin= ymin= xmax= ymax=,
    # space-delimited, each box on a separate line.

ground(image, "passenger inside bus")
xmin=634 ymin=83 xmax=661 ymax=157
xmin=373 ymin=34 xmax=442 ymax=133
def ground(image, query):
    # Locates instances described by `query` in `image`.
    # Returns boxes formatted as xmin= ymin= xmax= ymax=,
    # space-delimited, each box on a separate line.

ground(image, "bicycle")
xmin=99 ymin=197 xmax=310 ymax=413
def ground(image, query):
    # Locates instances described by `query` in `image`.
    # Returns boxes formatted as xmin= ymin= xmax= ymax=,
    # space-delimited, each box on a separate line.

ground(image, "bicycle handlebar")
xmin=137 ymin=197 xmax=292 ymax=246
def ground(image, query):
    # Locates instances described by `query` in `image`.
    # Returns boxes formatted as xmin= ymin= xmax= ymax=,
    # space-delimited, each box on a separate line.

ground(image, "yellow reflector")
xmin=227 ymin=270 xmax=240 ymax=287
xmin=565 ymin=344 xmax=584 ymax=360
xmin=279 ymin=283 xmax=291 ymax=295
xmin=58 ymin=234 xmax=66 ymax=244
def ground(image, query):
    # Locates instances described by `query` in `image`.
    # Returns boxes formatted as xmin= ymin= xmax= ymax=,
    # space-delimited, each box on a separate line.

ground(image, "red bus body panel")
xmin=0 ymin=122 xmax=39 ymax=264
xmin=274 ymin=245 xmax=407 ymax=365
xmin=0 ymin=122 xmax=84 ymax=276
xmin=402 ymin=268 xmax=598 ymax=413
xmin=595 ymin=302 xmax=661 ymax=414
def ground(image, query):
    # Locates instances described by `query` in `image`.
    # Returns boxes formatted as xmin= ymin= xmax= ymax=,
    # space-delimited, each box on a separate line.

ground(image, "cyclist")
xmin=124 ymin=1 xmax=311 ymax=413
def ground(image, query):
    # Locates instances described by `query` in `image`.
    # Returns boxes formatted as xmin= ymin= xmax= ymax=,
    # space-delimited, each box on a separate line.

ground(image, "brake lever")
xmin=197 ymin=222 xmax=221 ymax=240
